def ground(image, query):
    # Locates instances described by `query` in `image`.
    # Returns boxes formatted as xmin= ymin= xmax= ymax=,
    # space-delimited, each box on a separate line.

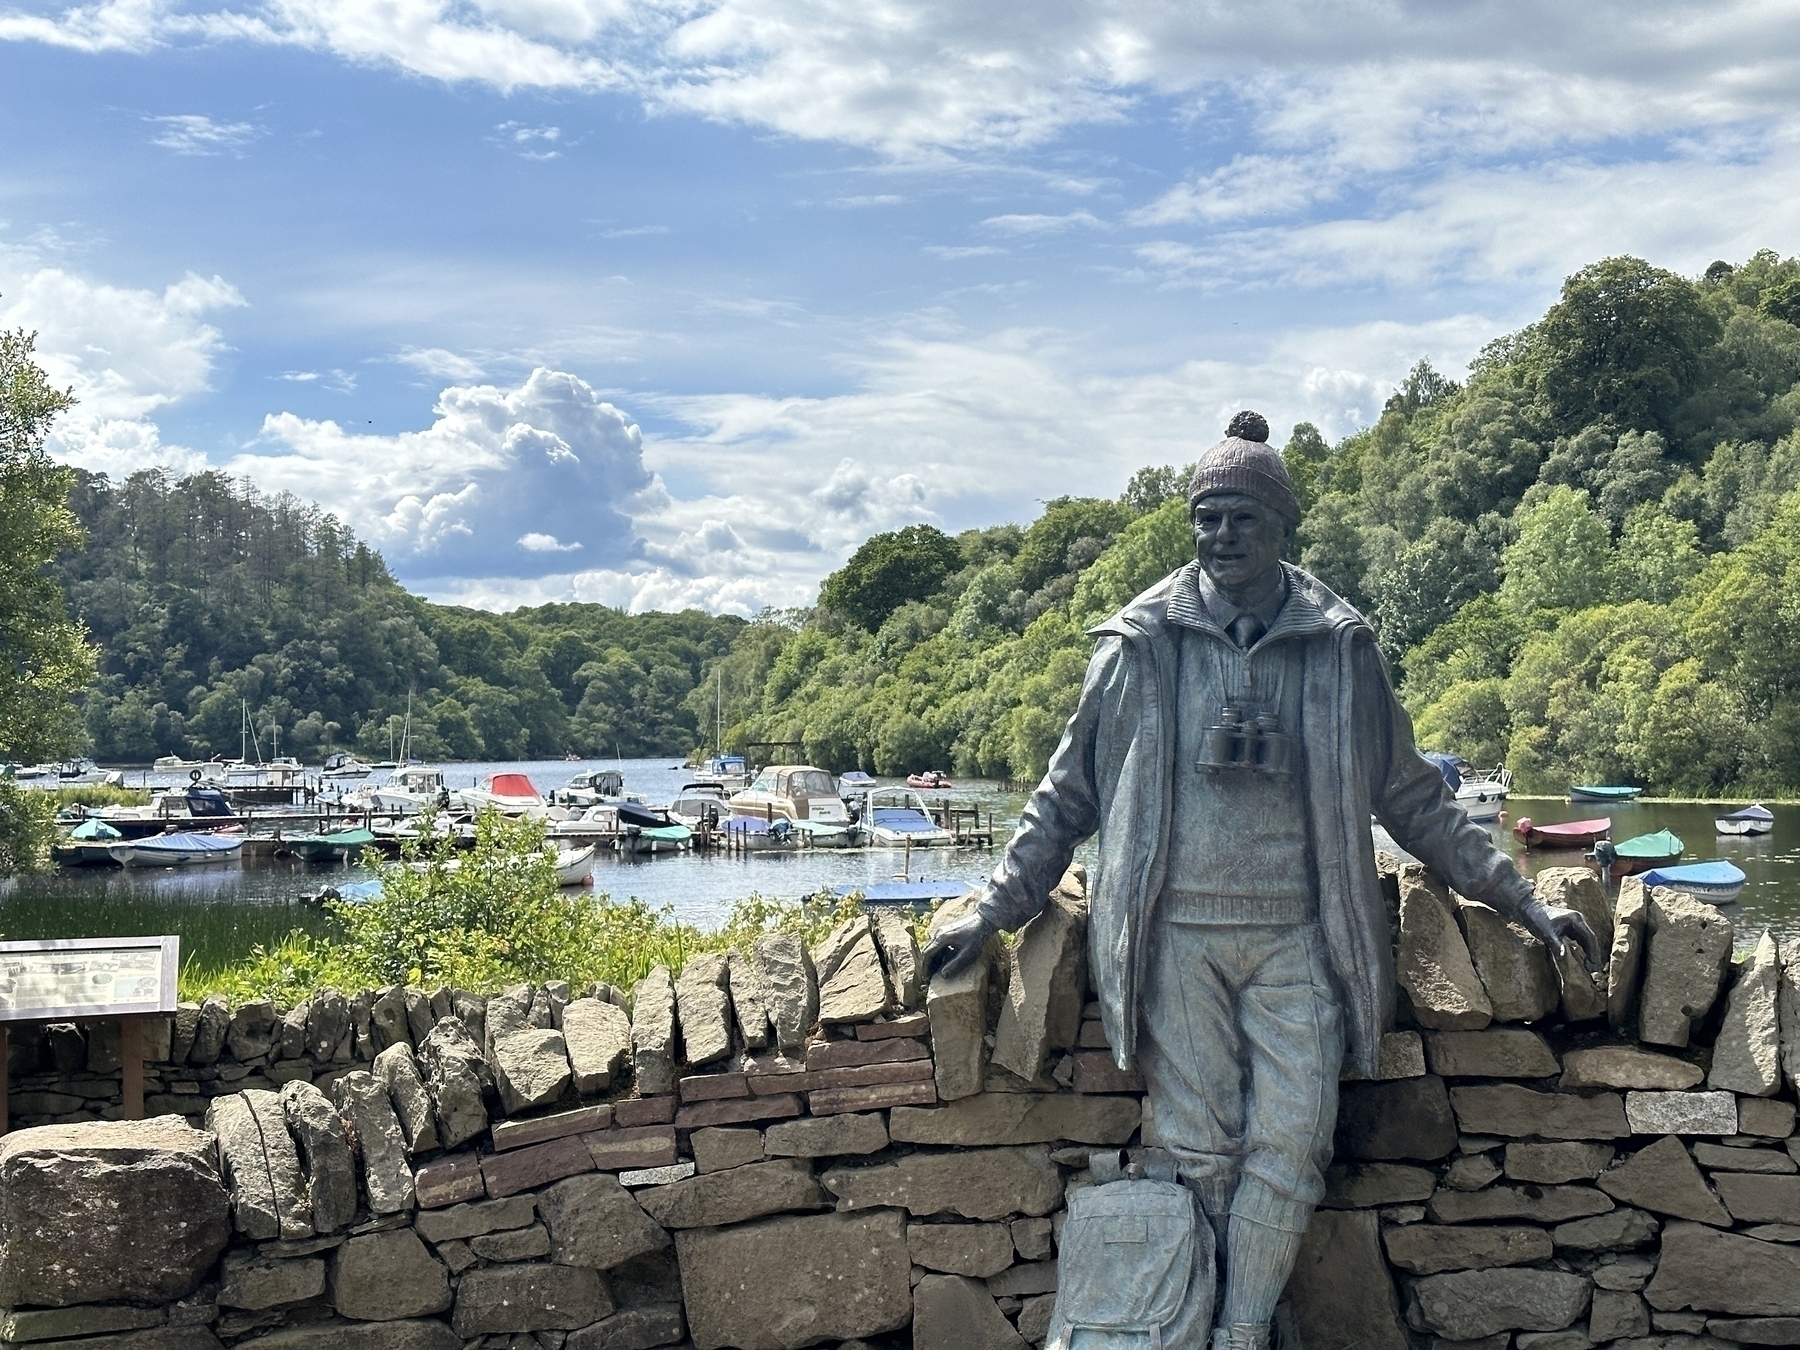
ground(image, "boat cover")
xmin=488 ymin=773 xmax=541 ymax=801
xmin=616 ymin=801 xmax=670 ymax=829
xmin=1640 ymin=860 xmax=1747 ymax=888
xmin=1525 ymin=817 xmax=1612 ymax=840
xmin=69 ymin=818 xmax=122 ymax=840
xmin=837 ymin=879 xmax=975 ymax=904
xmin=133 ymin=831 xmax=242 ymax=853
xmin=871 ymin=808 xmax=943 ymax=834
xmin=1422 ymin=752 xmax=1462 ymax=791
xmin=1614 ymin=829 xmax=1683 ymax=858
xmin=1719 ymin=804 xmax=1776 ymax=822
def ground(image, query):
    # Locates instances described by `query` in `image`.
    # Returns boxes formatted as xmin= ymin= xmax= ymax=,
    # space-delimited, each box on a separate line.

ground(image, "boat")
xmin=730 ymin=766 xmax=853 ymax=827
xmin=835 ymin=878 xmax=976 ymax=905
xmin=1454 ymin=765 xmax=1512 ymax=823
xmin=553 ymin=844 xmax=597 ymax=885
xmin=108 ymin=830 xmax=244 ymax=867
xmin=283 ymin=827 xmax=377 ymax=863
xmin=321 ymin=753 xmax=374 ymax=780
xmin=865 ymin=788 xmax=955 ymax=847
xmin=906 ymin=771 xmax=954 ymax=790
xmin=837 ymin=770 xmax=876 ymax=799
xmin=620 ymin=823 xmax=692 ymax=856
xmin=1640 ymin=860 xmax=1747 ymax=903
xmin=152 ymin=754 xmax=204 ymax=773
xmin=668 ymin=783 xmax=732 ymax=829
xmin=344 ymin=766 xmax=448 ymax=816
xmin=54 ymin=817 xmax=125 ymax=866
xmin=451 ymin=773 xmax=547 ymax=817
xmin=1591 ymin=829 xmax=1683 ymax=881
xmin=1513 ymin=817 xmax=1612 ymax=849
xmin=720 ymin=815 xmax=798 ymax=851
xmin=1717 ymin=804 xmax=1776 ymax=836
xmin=1570 ymin=784 xmax=1643 ymax=803
xmin=791 ymin=818 xmax=860 ymax=848
xmin=550 ymin=769 xmax=625 ymax=808
xmin=693 ymin=754 xmax=750 ymax=792
xmin=90 ymin=785 xmax=245 ymax=839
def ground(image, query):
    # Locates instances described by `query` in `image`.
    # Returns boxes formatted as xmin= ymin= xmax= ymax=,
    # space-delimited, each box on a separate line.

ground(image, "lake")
xmin=5 ymin=757 xmax=1794 ymax=981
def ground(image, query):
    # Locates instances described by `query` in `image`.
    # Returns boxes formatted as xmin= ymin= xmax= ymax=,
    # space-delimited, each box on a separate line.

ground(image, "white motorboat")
xmin=553 ymin=845 xmax=597 ymax=886
xmin=452 ymin=772 xmax=549 ymax=817
xmin=1716 ymin=804 xmax=1775 ymax=836
xmin=321 ymin=752 xmax=374 ymax=780
xmin=864 ymin=788 xmax=954 ymax=847
xmin=1454 ymin=764 xmax=1512 ymax=822
xmin=344 ymin=766 xmax=448 ymax=816
xmin=668 ymin=783 xmax=732 ymax=829
xmin=730 ymin=765 xmax=852 ymax=826
xmin=109 ymin=830 xmax=244 ymax=867
xmin=550 ymin=769 xmax=626 ymax=808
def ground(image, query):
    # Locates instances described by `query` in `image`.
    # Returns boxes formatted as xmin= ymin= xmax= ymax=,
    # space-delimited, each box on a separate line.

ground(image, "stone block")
xmin=1553 ymin=1207 xmax=1661 ymax=1250
xmin=1445 ymin=1153 xmax=1502 ymax=1190
xmin=1408 ymin=1268 xmax=1591 ymax=1340
xmin=764 ymin=1111 xmax=889 ymax=1157
xmin=243 ymin=1088 xmax=314 ymax=1239
xmin=1626 ymin=1092 xmax=1738 ymax=1136
xmin=1428 ymin=1185 xmax=1615 ymax=1224
xmin=1706 ymin=1319 xmax=1800 ymax=1345
xmin=1646 ymin=1221 xmax=1800 ymax=1315
xmin=1073 ymin=1051 xmax=1145 ymax=1093
xmin=1538 ymin=866 xmax=1616 ymax=953
xmin=1742 ymin=1099 xmax=1799 ymax=1138
xmin=1320 ymin=1162 xmax=1436 ymax=1209
xmin=674 ymin=953 xmax=734 ymax=1068
xmin=1339 ymin=1030 xmax=1428 ymax=1081
xmin=1018 ymin=1293 xmax=1057 ymax=1345
xmin=485 ymin=983 xmax=534 ymax=1046
xmin=228 ymin=1000 xmax=280 ymax=1061
xmin=908 ymin=1221 xmax=1016 ymax=1277
xmin=1562 ymin=1047 xmax=1704 ymax=1091
xmin=306 ymin=988 xmax=350 ymax=1062
xmin=1383 ymin=1223 xmax=1553 ymax=1274
xmin=491 ymin=1103 xmax=612 ymax=1153
xmin=562 ymin=998 xmax=632 ymax=1094
xmin=751 ymin=932 xmax=818 ymax=1052
xmin=690 ymin=1126 xmax=763 ymax=1173
xmin=805 ymin=1036 xmax=928 ymax=1070
xmin=217 ymin=1251 xmax=325 ymax=1309
xmin=583 ymin=1125 xmax=679 ymax=1172
xmin=233 ymin=1319 xmax=459 ymax=1348
xmin=619 ymin=1161 xmax=695 ymax=1186
xmin=822 ymin=1145 xmax=1062 ymax=1220
xmin=724 ymin=950 xmax=773 ymax=1050
xmin=329 ymin=1229 xmax=450 ymax=1320
xmin=468 ymin=1223 xmax=551 ymax=1260
xmin=332 ymin=1070 xmax=415 ymax=1213
xmin=279 ymin=1080 xmax=357 ymax=1233
xmin=987 ymin=1258 xmax=1058 ymax=1296
xmin=1598 ymin=1135 xmax=1731 ymax=1225
xmin=613 ymin=1096 xmax=678 ymax=1126
xmin=370 ymin=986 xmax=411 ymax=1051
xmin=451 ymin=1264 xmax=613 ymax=1336
xmin=630 ymin=968 xmax=677 ymax=1096
xmin=481 ymin=1134 xmax=595 ymax=1198
xmin=1693 ymin=1142 xmax=1795 ymax=1173
xmin=1458 ymin=898 xmax=1561 ymax=1024
xmin=926 ymin=899 xmax=999 ymax=1101
xmin=870 ymin=907 xmax=924 ymax=1011
xmin=1012 ymin=1215 xmax=1053 ymax=1261
xmin=415 ymin=1017 xmax=489 ymax=1151
xmin=565 ymin=1303 xmax=688 ymax=1350
xmin=991 ymin=887 xmax=1086 ymax=1084
xmin=674 ymin=1091 xmax=803 ymax=1129
xmin=372 ymin=1043 xmax=436 ymax=1155
xmin=1594 ymin=1291 xmax=1654 ymax=1341
xmin=1640 ymin=892 xmax=1734 ymax=1048
xmin=190 ymin=995 xmax=229 ymax=1065
xmin=1717 ymin=1174 xmax=1800 ymax=1225
xmin=490 ymin=1027 xmax=573 ymax=1114
xmin=1336 ymin=1075 xmax=1458 ymax=1160
xmin=679 ymin=1070 xmax=747 ymax=1101
xmin=636 ymin=1157 xmax=826 ymax=1229
xmin=413 ymin=1154 xmax=485 ymax=1209
xmin=674 ymin=1208 xmax=911 ymax=1350
xmin=890 ymin=1091 xmax=1139 ymax=1147
xmin=414 ymin=1194 xmax=537 ymax=1242
xmin=811 ymin=1081 xmax=937 ymax=1115
xmin=206 ymin=1092 xmax=280 ymax=1240
xmin=1284 ymin=1208 xmax=1408 ymax=1350
xmin=815 ymin=916 xmax=891 ymax=1024
xmin=1450 ymin=1084 xmax=1629 ymax=1138
xmin=1505 ymin=1141 xmax=1615 ymax=1183
xmin=860 ymin=1011 xmax=930 ymax=1040
xmin=538 ymin=1172 xmax=670 ymax=1270
xmin=1711 ymin=931 xmax=1784 ymax=1096
xmin=0 ymin=1306 xmax=166 ymax=1342
xmin=912 ymin=1272 xmax=1028 ymax=1349
xmin=1398 ymin=864 xmax=1493 ymax=1030
xmin=1425 ymin=1029 xmax=1559 ymax=1078
xmin=1609 ymin=876 xmax=1651 ymax=1031
xmin=0 ymin=1118 xmax=231 ymax=1307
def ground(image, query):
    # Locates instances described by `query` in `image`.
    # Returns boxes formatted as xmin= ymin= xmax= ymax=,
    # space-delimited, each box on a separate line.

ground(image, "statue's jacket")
xmin=979 ymin=561 xmax=1535 ymax=1079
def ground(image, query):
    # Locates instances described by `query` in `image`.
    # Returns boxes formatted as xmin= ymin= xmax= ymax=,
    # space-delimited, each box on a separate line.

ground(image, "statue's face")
xmin=1192 ymin=492 xmax=1285 ymax=594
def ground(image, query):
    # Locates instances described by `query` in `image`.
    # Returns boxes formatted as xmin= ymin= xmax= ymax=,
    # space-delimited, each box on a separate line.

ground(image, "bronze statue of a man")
xmin=925 ymin=412 xmax=1597 ymax=1350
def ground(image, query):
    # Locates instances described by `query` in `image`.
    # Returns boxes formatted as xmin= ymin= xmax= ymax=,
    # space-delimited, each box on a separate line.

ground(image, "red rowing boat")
xmin=1513 ymin=816 xmax=1611 ymax=849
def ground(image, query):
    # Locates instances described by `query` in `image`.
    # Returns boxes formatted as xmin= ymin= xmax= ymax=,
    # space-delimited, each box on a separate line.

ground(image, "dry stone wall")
xmin=8 ymin=862 xmax=1800 ymax=1350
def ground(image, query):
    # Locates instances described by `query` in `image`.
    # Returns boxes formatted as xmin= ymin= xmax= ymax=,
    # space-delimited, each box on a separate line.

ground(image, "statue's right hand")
xmin=922 ymin=910 xmax=997 ymax=980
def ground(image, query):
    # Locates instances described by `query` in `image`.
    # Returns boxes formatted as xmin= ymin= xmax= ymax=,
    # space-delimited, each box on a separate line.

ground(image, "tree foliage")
xmin=818 ymin=524 xmax=959 ymax=632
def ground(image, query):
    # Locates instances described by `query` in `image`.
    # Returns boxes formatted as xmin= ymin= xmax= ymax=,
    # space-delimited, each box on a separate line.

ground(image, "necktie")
xmin=1230 ymin=613 xmax=1265 ymax=649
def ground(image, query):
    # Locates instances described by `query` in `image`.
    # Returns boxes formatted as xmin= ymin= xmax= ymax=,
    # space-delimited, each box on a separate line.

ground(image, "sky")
xmin=3 ymin=2 xmax=1799 ymax=616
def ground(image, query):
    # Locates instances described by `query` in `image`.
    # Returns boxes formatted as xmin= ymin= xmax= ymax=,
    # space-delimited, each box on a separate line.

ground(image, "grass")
xmin=48 ymin=785 xmax=153 ymax=809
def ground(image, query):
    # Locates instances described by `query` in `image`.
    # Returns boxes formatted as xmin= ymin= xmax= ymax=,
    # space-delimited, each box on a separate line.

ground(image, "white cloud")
xmin=923 ymin=245 xmax=1006 ymax=259
xmin=146 ymin=113 xmax=259 ymax=155
xmin=600 ymin=224 xmax=669 ymax=238
xmin=231 ymin=367 xmax=654 ymax=577
xmin=979 ymin=210 xmax=1103 ymax=235
xmin=394 ymin=346 xmax=487 ymax=380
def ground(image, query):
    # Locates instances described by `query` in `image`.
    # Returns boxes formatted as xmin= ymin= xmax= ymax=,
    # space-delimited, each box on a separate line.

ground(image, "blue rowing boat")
xmin=1569 ymin=784 xmax=1643 ymax=803
xmin=835 ymin=879 xmax=974 ymax=905
xmin=1639 ymin=860 xmax=1747 ymax=903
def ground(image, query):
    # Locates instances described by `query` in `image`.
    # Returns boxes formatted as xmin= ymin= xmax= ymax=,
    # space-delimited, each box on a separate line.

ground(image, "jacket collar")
xmin=1091 ymin=560 xmax=1363 ymax=645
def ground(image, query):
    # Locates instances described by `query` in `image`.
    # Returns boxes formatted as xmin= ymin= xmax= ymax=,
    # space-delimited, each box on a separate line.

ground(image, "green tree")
xmin=819 ymin=524 xmax=959 ymax=632
xmin=1499 ymin=486 xmax=1613 ymax=615
xmin=1535 ymin=256 xmax=1722 ymax=440
xmin=1281 ymin=423 xmax=1330 ymax=514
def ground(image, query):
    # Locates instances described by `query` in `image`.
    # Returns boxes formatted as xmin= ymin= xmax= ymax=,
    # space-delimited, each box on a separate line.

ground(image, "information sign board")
xmin=0 ymin=936 xmax=180 ymax=1022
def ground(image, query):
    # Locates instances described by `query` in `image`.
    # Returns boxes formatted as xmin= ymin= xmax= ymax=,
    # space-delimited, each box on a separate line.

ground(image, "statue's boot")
xmin=1211 ymin=1322 xmax=1272 ymax=1350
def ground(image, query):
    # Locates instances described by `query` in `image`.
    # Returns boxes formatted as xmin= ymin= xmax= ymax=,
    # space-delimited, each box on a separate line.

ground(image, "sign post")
xmin=0 ymin=936 xmax=181 ymax=1133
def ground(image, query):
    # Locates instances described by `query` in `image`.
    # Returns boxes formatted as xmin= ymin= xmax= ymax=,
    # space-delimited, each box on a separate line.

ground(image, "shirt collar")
xmin=1167 ymin=561 xmax=1333 ymax=643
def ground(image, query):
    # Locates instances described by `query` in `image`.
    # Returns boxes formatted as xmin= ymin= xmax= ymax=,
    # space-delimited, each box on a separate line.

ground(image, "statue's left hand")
xmin=922 ymin=910 xmax=997 ymax=980
xmin=1520 ymin=899 xmax=1602 ymax=969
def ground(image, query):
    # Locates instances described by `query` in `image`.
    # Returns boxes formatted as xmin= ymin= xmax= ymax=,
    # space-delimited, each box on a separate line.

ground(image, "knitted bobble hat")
xmin=1186 ymin=410 xmax=1302 ymax=526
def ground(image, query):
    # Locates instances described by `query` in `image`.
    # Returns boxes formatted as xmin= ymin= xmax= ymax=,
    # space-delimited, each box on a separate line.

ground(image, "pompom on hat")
xmin=1186 ymin=410 xmax=1302 ymax=527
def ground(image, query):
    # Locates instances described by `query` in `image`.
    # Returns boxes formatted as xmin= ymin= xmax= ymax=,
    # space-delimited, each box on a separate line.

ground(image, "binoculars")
xmin=1196 ymin=704 xmax=1296 ymax=776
